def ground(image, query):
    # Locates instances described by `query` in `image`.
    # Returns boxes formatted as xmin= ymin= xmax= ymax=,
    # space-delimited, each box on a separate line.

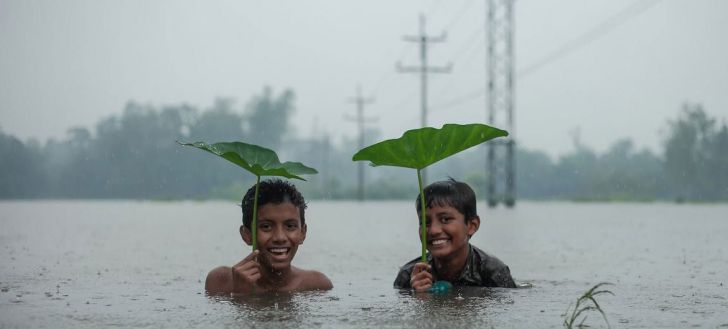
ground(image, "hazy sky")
xmin=1 ymin=0 xmax=727 ymax=157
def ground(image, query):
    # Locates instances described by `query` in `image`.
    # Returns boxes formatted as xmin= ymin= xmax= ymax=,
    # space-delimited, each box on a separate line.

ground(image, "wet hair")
xmin=241 ymin=178 xmax=307 ymax=230
xmin=415 ymin=178 xmax=477 ymax=222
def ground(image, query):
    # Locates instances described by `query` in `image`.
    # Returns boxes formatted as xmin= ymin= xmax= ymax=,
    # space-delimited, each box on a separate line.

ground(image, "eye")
xmin=258 ymin=222 xmax=272 ymax=231
xmin=285 ymin=222 xmax=299 ymax=230
xmin=441 ymin=217 xmax=453 ymax=224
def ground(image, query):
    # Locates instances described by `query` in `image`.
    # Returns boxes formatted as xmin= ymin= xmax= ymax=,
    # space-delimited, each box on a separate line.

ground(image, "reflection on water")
xmin=218 ymin=292 xmax=306 ymax=324
xmin=1 ymin=201 xmax=728 ymax=328
xmin=207 ymin=286 xmax=519 ymax=328
xmin=397 ymin=286 xmax=515 ymax=319
xmin=220 ymin=291 xmax=346 ymax=325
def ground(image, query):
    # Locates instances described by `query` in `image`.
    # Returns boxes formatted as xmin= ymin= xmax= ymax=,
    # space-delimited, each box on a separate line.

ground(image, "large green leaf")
xmin=352 ymin=123 xmax=508 ymax=169
xmin=352 ymin=123 xmax=508 ymax=265
xmin=178 ymin=141 xmax=318 ymax=180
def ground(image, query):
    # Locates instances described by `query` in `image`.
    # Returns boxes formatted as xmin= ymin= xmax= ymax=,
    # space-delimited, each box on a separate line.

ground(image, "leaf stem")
xmin=252 ymin=175 xmax=261 ymax=251
xmin=417 ymin=169 xmax=427 ymax=263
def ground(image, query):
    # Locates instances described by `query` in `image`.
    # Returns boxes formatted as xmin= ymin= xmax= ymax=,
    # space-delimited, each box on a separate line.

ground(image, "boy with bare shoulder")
xmin=205 ymin=179 xmax=332 ymax=294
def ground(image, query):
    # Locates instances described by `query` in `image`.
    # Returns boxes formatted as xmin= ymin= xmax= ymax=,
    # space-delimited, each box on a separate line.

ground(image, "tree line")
xmin=1 ymin=90 xmax=726 ymax=202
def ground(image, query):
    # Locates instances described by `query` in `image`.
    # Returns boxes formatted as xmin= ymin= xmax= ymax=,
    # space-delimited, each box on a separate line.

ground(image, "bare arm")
xmin=230 ymin=250 xmax=261 ymax=294
xmin=205 ymin=250 xmax=261 ymax=294
xmin=301 ymin=270 xmax=333 ymax=291
xmin=205 ymin=266 xmax=233 ymax=293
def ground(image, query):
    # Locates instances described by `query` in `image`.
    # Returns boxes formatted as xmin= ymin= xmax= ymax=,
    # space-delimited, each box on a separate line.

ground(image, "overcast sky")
xmin=1 ymin=0 xmax=726 ymax=157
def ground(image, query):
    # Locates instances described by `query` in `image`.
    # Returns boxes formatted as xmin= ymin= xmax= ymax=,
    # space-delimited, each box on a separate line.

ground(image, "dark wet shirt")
xmin=393 ymin=244 xmax=517 ymax=289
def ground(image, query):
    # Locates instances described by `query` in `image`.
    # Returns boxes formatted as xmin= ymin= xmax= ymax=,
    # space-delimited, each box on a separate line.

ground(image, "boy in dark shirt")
xmin=393 ymin=179 xmax=516 ymax=291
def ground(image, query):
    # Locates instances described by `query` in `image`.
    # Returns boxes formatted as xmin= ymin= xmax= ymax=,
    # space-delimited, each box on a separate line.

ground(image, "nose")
xmin=427 ymin=219 xmax=442 ymax=235
xmin=271 ymin=226 xmax=286 ymax=243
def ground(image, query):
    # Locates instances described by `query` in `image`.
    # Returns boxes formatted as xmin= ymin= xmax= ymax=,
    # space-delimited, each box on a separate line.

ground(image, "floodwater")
xmin=1 ymin=200 xmax=727 ymax=328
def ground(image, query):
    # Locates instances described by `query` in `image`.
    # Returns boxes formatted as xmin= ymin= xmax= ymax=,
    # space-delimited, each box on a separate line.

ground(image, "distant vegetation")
xmin=1 ymin=88 xmax=726 ymax=202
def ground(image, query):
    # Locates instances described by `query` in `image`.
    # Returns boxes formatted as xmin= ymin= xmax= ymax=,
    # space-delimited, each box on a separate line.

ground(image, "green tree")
xmin=0 ymin=129 xmax=45 ymax=197
xmin=244 ymin=87 xmax=295 ymax=149
xmin=187 ymin=98 xmax=244 ymax=142
xmin=516 ymin=147 xmax=556 ymax=199
xmin=553 ymin=145 xmax=598 ymax=199
xmin=664 ymin=103 xmax=727 ymax=201
xmin=592 ymin=139 xmax=665 ymax=200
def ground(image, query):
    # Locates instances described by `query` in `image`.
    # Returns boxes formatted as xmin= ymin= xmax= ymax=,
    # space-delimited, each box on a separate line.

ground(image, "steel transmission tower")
xmin=486 ymin=0 xmax=516 ymax=207
xmin=397 ymin=13 xmax=452 ymax=185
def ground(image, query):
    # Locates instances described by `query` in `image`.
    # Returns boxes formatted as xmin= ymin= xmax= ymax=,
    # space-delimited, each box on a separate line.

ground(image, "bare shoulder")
xmin=294 ymin=267 xmax=333 ymax=291
xmin=205 ymin=266 xmax=233 ymax=294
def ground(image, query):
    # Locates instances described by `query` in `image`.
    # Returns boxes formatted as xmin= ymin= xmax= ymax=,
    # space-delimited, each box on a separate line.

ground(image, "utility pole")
xmin=486 ymin=0 xmax=516 ymax=207
xmin=397 ymin=13 xmax=452 ymax=185
xmin=346 ymin=85 xmax=376 ymax=201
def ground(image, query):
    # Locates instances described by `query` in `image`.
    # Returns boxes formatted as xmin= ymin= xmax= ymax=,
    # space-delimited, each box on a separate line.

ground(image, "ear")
xmin=467 ymin=216 xmax=480 ymax=238
xmin=299 ymin=223 xmax=307 ymax=245
xmin=240 ymin=225 xmax=253 ymax=246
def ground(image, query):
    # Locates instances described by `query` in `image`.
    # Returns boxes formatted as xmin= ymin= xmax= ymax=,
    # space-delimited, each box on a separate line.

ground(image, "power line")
xmin=425 ymin=0 xmax=447 ymax=19
xmin=372 ymin=0 xmax=473 ymax=120
xmin=432 ymin=27 xmax=486 ymax=104
xmin=517 ymin=0 xmax=665 ymax=78
xmin=443 ymin=0 xmax=477 ymax=31
xmin=397 ymin=14 xmax=452 ymax=185
xmin=397 ymin=14 xmax=452 ymax=128
xmin=432 ymin=88 xmax=485 ymax=111
xmin=448 ymin=26 xmax=486 ymax=65
xmin=370 ymin=44 xmax=415 ymax=96
xmin=430 ymin=0 xmax=665 ymax=112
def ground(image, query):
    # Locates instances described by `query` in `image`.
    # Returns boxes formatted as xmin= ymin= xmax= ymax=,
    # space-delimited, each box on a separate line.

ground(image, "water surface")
xmin=1 ymin=201 xmax=727 ymax=328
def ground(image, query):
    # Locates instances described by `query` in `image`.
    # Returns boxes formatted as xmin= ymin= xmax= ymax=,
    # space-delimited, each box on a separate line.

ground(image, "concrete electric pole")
xmin=397 ymin=13 xmax=452 ymax=185
xmin=346 ymin=85 xmax=376 ymax=201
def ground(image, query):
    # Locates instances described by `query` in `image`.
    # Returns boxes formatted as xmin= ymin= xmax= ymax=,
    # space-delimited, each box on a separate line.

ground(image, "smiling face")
xmin=420 ymin=204 xmax=479 ymax=261
xmin=241 ymin=202 xmax=307 ymax=272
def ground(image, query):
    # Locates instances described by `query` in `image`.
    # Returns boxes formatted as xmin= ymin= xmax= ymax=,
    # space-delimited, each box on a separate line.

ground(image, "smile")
xmin=429 ymin=238 xmax=449 ymax=246
xmin=268 ymin=247 xmax=290 ymax=256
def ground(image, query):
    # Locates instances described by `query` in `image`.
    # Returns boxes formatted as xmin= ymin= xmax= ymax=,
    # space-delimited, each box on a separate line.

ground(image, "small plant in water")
xmin=352 ymin=123 xmax=508 ymax=263
xmin=178 ymin=141 xmax=317 ymax=251
xmin=563 ymin=282 xmax=614 ymax=329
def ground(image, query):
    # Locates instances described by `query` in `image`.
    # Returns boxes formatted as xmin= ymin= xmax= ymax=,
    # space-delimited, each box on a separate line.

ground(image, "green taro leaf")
xmin=352 ymin=123 xmax=508 ymax=169
xmin=352 ymin=123 xmax=508 ymax=264
xmin=178 ymin=141 xmax=318 ymax=180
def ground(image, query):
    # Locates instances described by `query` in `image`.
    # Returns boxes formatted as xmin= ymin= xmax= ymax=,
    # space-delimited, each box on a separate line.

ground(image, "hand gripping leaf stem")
xmin=352 ymin=123 xmax=508 ymax=262
xmin=178 ymin=141 xmax=317 ymax=251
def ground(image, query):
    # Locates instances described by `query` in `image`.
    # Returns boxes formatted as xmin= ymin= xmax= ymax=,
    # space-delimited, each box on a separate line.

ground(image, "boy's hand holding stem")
xmin=411 ymin=262 xmax=433 ymax=292
xmin=232 ymin=250 xmax=261 ymax=294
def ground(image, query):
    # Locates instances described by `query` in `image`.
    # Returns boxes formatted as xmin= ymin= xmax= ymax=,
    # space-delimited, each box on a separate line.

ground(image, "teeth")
xmin=431 ymin=239 xmax=447 ymax=245
xmin=270 ymin=248 xmax=289 ymax=253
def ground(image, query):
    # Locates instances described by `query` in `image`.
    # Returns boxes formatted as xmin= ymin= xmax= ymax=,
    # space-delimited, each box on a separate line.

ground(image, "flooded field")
xmin=1 ymin=200 xmax=727 ymax=328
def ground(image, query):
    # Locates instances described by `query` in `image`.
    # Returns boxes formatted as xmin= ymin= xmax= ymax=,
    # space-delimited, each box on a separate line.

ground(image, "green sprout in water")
xmin=352 ymin=123 xmax=508 ymax=262
xmin=178 ymin=141 xmax=317 ymax=251
xmin=563 ymin=282 xmax=614 ymax=329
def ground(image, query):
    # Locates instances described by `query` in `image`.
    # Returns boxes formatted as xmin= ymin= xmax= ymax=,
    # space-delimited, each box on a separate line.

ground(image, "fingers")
xmin=232 ymin=250 xmax=259 ymax=267
xmin=232 ymin=269 xmax=260 ymax=294
xmin=240 ymin=250 xmax=259 ymax=264
xmin=413 ymin=262 xmax=431 ymax=274
xmin=411 ymin=275 xmax=432 ymax=292
xmin=411 ymin=262 xmax=433 ymax=292
xmin=232 ymin=264 xmax=260 ymax=281
xmin=232 ymin=250 xmax=261 ymax=282
xmin=231 ymin=252 xmax=262 ymax=293
xmin=237 ymin=266 xmax=261 ymax=281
